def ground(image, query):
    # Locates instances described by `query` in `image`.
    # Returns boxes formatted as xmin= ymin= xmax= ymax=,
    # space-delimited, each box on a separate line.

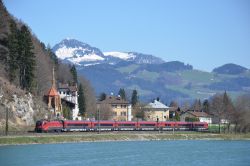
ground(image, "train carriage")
xmin=192 ymin=122 xmax=208 ymax=131
xmin=159 ymin=122 xmax=175 ymax=131
xmin=174 ymin=122 xmax=193 ymax=131
xmin=62 ymin=120 xmax=92 ymax=132
xmin=137 ymin=121 xmax=157 ymax=131
xmin=92 ymin=121 xmax=115 ymax=131
xmin=115 ymin=121 xmax=137 ymax=131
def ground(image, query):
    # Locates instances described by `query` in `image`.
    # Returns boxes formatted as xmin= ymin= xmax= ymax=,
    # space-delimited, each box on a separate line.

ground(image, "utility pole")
xmin=5 ymin=107 xmax=8 ymax=136
xmin=98 ymin=109 xmax=100 ymax=134
xmin=157 ymin=117 xmax=159 ymax=133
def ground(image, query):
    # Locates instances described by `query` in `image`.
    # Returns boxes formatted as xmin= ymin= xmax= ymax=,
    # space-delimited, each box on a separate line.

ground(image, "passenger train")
xmin=35 ymin=120 xmax=208 ymax=132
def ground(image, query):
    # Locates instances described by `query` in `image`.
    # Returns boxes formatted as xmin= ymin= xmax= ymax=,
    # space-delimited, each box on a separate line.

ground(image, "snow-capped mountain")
xmin=52 ymin=39 xmax=105 ymax=65
xmin=103 ymin=51 xmax=165 ymax=64
xmin=52 ymin=39 xmax=164 ymax=66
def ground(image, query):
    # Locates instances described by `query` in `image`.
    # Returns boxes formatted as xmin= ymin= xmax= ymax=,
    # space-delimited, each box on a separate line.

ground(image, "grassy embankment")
xmin=1 ymin=132 xmax=250 ymax=145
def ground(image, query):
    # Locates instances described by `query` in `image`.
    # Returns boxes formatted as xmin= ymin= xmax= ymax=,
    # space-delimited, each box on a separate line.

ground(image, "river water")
xmin=0 ymin=140 xmax=250 ymax=166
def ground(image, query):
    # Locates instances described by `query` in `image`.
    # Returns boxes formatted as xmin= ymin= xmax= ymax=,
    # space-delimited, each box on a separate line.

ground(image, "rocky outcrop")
xmin=0 ymin=78 xmax=49 ymax=128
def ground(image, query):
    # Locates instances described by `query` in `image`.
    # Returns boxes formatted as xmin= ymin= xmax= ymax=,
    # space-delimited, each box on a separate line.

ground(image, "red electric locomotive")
xmin=35 ymin=120 xmax=63 ymax=132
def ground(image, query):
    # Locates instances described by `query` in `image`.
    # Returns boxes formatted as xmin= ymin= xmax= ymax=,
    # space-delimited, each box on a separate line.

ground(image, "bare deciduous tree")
xmin=210 ymin=94 xmax=225 ymax=133
xmin=78 ymin=76 xmax=97 ymax=119
xmin=98 ymin=102 xmax=113 ymax=120
xmin=235 ymin=94 xmax=250 ymax=133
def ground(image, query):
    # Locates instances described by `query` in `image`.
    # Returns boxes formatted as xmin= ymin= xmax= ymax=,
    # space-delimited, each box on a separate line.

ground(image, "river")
xmin=0 ymin=140 xmax=250 ymax=166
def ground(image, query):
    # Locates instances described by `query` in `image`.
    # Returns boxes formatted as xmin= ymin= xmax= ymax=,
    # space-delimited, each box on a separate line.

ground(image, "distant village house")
xmin=180 ymin=110 xmax=212 ymax=124
xmin=97 ymin=95 xmax=132 ymax=121
xmin=143 ymin=100 xmax=170 ymax=121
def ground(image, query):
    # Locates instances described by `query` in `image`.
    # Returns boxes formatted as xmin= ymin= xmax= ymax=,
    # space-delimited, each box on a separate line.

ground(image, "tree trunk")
xmin=219 ymin=122 xmax=221 ymax=134
xmin=234 ymin=123 xmax=238 ymax=134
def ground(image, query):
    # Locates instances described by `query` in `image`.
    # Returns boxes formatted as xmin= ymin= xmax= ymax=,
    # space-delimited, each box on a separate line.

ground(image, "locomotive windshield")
xmin=36 ymin=121 xmax=42 ymax=127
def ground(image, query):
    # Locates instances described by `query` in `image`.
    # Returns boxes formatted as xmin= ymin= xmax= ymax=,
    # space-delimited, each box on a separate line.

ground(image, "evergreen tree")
xmin=118 ymin=88 xmax=126 ymax=100
xmin=131 ymin=90 xmax=138 ymax=107
xmin=175 ymin=112 xmax=180 ymax=121
xmin=202 ymin=99 xmax=210 ymax=113
xmin=70 ymin=65 xmax=78 ymax=84
xmin=78 ymin=83 xmax=86 ymax=117
xmin=18 ymin=25 xmax=35 ymax=91
xmin=7 ymin=20 xmax=19 ymax=82
xmin=99 ymin=92 xmax=106 ymax=101
xmin=63 ymin=106 xmax=72 ymax=120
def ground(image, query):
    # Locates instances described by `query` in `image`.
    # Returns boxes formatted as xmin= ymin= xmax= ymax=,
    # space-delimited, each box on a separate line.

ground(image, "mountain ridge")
xmin=52 ymin=38 xmax=165 ymax=66
xmin=52 ymin=38 xmax=250 ymax=103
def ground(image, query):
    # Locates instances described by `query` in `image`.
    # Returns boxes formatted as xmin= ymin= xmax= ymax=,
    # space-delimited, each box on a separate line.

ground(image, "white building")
xmin=180 ymin=111 xmax=212 ymax=124
xmin=143 ymin=100 xmax=170 ymax=121
xmin=58 ymin=84 xmax=81 ymax=120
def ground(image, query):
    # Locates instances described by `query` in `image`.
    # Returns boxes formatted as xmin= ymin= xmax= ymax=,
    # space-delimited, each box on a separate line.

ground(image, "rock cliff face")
xmin=0 ymin=78 xmax=48 ymax=128
xmin=11 ymin=94 xmax=34 ymax=125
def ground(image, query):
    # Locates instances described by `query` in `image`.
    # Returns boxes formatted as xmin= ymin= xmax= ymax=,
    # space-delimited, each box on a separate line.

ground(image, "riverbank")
xmin=1 ymin=132 xmax=250 ymax=145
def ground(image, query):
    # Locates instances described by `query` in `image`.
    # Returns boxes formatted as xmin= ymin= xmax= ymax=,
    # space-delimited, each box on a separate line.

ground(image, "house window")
xmin=112 ymin=105 xmax=117 ymax=108
xmin=121 ymin=112 xmax=126 ymax=116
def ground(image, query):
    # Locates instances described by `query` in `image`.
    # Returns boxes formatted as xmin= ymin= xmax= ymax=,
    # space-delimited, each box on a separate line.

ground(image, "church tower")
xmin=46 ymin=67 xmax=62 ymax=117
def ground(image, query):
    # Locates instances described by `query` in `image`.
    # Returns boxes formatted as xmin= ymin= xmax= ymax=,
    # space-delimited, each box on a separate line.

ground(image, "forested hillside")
xmin=0 ymin=0 xmax=96 ymax=128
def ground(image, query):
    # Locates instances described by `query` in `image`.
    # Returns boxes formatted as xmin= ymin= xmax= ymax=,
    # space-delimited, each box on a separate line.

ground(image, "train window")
xmin=68 ymin=124 xmax=89 ymax=127
xmin=95 ymin=124 xmax=113 ymax=127
xmin=194 ymin=124 xmax=205 ymax=127
xmin=140 ymin=124 xmax=156 ymax=127
xmin=36 ymin=121 xmax=42 ymax=126
xmin=178 ymin=124 xmax=192 ymax=127
xmin=118 ymin=124 xmax=135 ymax=127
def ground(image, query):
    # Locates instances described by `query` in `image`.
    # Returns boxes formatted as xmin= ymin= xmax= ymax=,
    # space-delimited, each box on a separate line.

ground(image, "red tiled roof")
xmin=47 ymin=87 xmax=59 ymax=96
xmin=97 ymin=96 xmax=129 ymax=104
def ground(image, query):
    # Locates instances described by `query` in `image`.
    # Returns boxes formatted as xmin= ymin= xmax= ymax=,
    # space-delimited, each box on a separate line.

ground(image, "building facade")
xmin=58 ymin=84 xmax=81 ymax=120
xmin=180 ymin=111 xmax=212 ymax=124
xmin=97 ymin=95 xmax=132 ymax=121
xmin=143 ymin=100 xmax=170 ymax=121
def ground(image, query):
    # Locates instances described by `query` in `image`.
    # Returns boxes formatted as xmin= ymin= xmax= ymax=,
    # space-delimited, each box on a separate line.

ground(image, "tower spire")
xmin=52 ymin=66 xmax=55 ymax=88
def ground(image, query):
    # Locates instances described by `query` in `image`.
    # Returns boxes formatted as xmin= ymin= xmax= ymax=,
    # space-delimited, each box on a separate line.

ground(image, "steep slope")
xmin=0 ymin=1 xmax=96 ymax=127
xmin=0 ymin=0 xmax=51 ymax=127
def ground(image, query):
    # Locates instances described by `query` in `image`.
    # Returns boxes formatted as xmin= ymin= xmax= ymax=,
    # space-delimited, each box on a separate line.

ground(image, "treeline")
xmin=169 ymin=92 xmax=250 ymax=133
xmin=6 ymin=20 xmax=35 ymax=91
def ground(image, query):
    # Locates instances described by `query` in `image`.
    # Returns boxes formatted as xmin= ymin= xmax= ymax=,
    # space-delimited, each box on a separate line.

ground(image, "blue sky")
xmin=3 ymin=0 xmax=250 ymax=71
